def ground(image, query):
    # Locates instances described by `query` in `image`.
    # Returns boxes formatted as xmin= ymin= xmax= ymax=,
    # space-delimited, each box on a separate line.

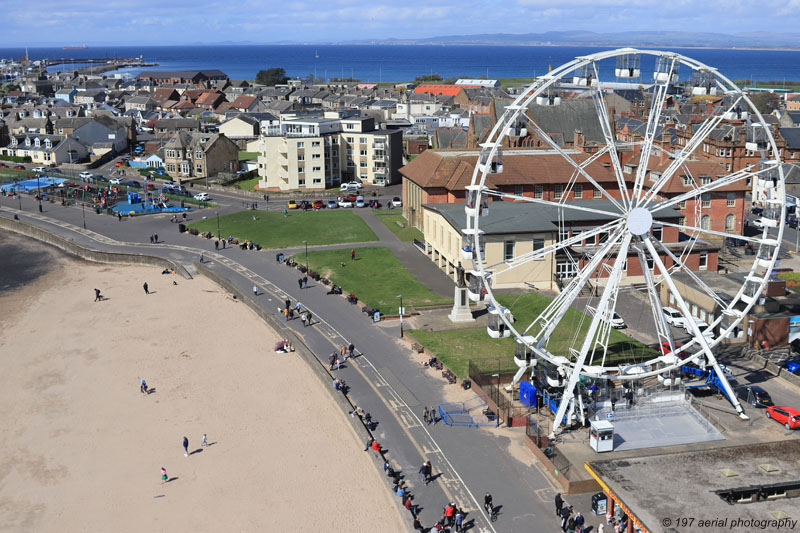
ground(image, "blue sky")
xmin=0 ymin=0 xmax=795 ymax=46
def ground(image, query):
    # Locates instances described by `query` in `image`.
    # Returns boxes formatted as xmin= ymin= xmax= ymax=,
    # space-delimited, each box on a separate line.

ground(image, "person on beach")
xmin=161 ymin=467 xmax=168 ymax=484
xmin=201 ymin=434 xmax=208 ymax=447
xmin=94 ymin=288 xmax=102 ymax=302
xmin=183 ymin=436 xmax=189 ymax=457
xmin=143 ymin=282 xmax=149 ymax=295
xmin=140 ymin=379 xmax=148 ymax=394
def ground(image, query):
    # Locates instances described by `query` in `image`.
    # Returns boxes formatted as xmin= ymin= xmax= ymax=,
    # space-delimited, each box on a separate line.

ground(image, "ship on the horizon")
xmin=62 ymin=45 xmax=88 ymax=50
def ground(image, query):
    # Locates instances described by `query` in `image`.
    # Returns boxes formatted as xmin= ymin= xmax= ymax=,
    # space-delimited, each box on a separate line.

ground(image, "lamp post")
xmin=302 ymin=240 xmax=309 ymax=273
xmin=397 ymin=294 xmax=404 ymax=338
xmin=216 ymin=211 xmax=221 ymax=241
xmin=81 ymin=196 xmax=87 ymax=229
xmin=36 ymin=173 xmax=43 ymax=212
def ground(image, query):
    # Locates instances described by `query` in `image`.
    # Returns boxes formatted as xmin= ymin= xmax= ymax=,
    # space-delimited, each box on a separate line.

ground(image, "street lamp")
xmin=36 ymin=173 xmax=42 ymax=212
xmin=302 ymin=240 xmax=309 ymax=273
xmin=216 ymin=211 xmax=221 ymax=240
xmin=397 ymin=294 xmax=404 ymax=338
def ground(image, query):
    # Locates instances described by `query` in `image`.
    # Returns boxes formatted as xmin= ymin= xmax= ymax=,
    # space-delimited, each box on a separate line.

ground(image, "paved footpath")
xmin=1 ymin=196 xmax=570 ymax=532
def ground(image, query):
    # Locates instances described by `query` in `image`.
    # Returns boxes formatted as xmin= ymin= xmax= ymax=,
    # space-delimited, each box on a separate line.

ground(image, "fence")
xmin=468 ymin=359 xmax=533 ymax=426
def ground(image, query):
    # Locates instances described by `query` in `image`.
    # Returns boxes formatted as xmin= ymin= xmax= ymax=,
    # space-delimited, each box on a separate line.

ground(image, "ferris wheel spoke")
xmin=642 ymin=94 xmax=745 ymax=205
xmin=657 ymin=220 xmax=765 ymax=245
xmin=526 ymin=227 xmax=626 ymax=342
xmin=484 ymin=220 xmax=622 ymax=274
xmin=651 ymin=238 xmax=729 ymax=309
xmin=589 ymin=62 xmax=631 ymax=209
xmin=484 ymin=189 xmax=621 ymax=218
xmin=517 ymin=113 xmax=625 ymax=213
xmin=551 ymin=234 xmax=632 ymax=433
xmin=634 ymin=243 xmax=676 ymax=352
xmin=643 ymin=237 xmax=748 ymax=418
xmin=631 ymin=58 xmax=677 ymax=203
xmin=650 ymin=166 xmax=767 ymax=212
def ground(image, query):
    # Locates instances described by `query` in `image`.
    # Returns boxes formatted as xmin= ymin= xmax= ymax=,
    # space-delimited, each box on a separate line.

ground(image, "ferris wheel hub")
xmin=626 ymin=207 xmax=653 ymax=236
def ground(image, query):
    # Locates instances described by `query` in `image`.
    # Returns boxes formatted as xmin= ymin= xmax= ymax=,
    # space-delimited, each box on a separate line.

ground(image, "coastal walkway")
xmin=0 ymin=196 xmax=561 ymax=533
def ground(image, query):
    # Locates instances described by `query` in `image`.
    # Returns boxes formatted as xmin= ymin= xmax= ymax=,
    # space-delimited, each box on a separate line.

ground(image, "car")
xmin=94 ymin=174 xmax=107 ymax=183
xmin=765 ymin=405 xmax=800 ymax=430
xmin=782 ymin=358 xmax=800 ymax=374
xmin=356 ymin=196 xmax=366 ymax=208
xmin=338 ymin=198 xmax=354 ymax=208
xmin=194 ymin=193 xmax=210 ymax=201
xmin=662 ymin=306 xmax=686 ymax=328
xmin=145 ymin=183 xmax=156 ymax=190
xmin=58 ymin=180 xmax=77 ymax=188
xmin=683 ymin=317 xmax=713 ymax=338
xmin=659 ymin=341 xmax=686 ymax=358
xmin=751 ymin=218 xmax=765 ymax=229
xmin=31 ymin=166 xmax=46 ymax=173
xmin=586 ymin=306 xmax=626 ymax=328
xmin=13 ymin=165 xmax=25 ymax=170
xmin=391 ymin=196 xmax=402 ymax=207
xmin=313 ymin=199 xmax=324 ymax=210
xmin=115 ymin=161 xmax=123 ymax=167
xmin=326 ymin=199 xmax=339 ymax=209
xmin=299 ymin=200 xmax=311 ymax=210
xmin=0 ymin=163 xmax=8 ymax=168
xmin=109 ymin=177 xmax=122 ymax=185
xmin=125 ymin=180 xmax=141 ymax=188
xmin=79 ymin=171 xmax=93 ymax=180
xmin=736 ymin=385 xmax=774 ymax=408
xmin=751 ymin=207 xmax=764 ymax=216
xmin=287 ymin=200 xmax=298 ymax=210
xmin=342 ymin=181 xmax=363 ymax=190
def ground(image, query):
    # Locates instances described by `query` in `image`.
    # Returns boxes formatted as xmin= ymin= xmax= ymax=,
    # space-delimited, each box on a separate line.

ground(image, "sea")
xmin=2 ymin=44 xmax=800 ymax=84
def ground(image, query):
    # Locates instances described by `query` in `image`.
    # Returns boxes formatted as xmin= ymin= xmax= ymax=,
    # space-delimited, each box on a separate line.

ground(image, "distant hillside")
xmin=347 ymin=31 xmax=800 ymax=50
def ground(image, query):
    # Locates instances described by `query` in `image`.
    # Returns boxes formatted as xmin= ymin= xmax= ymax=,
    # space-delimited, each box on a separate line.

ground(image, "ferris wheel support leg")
xmin=506 ymin=363 xmax=532 ymax=392
xmin=642 ymin=238 xmax=749 ymax=420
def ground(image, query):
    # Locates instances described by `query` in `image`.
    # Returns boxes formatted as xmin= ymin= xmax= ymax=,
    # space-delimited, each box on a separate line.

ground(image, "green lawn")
xmin=227 ymin=176 xmax=261 ymax=191
xmin=375 ymin=214 xmax=424 ymax=242
xmin=238 ymin=152 xmax=259 ymax=161
xmin=188 ymin=210 xmax=378 ymax=248
xmin=291 ymin=246 xmax=451 ymax=310
xmin=408 ymin=293 xmax=656 ymax=379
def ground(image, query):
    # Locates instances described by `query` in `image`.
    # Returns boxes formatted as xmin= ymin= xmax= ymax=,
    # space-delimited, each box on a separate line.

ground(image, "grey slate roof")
xmin=779 ymin=127 xmax=800 ymax=150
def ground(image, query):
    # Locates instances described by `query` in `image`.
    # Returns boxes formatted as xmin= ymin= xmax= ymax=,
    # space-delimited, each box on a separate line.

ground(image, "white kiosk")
xmin=589 ymin=420 xmax=615 ymax=453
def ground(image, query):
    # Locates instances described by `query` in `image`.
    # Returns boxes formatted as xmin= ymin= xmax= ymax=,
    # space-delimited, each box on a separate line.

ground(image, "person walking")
xmin=303 ymin=276 xmax=308 ymax=288
xmin=295 ymin=302 xmax=302 ymax=313
xmin=454 ymin=510 xmax=465 ymax=532
xmin=560 ymin=505 xmax=572 ymax=531
xmin=429 ymin=406 xmax=436 ymax=424
xmin=350 ymin=249 xmax=355 ymax=261
xmin=283 ymin=307 xmax=289 ymax=321
xmin=154 ymin=233 xmax=158 ymax=244
xmin=201 ymin=433 xmax=208 ymax=447
xmin=94 ymin=288 xmax=102 ymax=302
xmin=413 ymin=516 xmax=424 ymax=531
xmin=444 ymin=503 xmax=455 ymax=527
xmin=555 ymin=492 xmax=564 ymax=517
xmin=183 ymin=436 xmax=189 ymax=457
xmin=301 ymin=313 xmax=308 ymax=327
xmin=423 ymin=406 xmax=430 ymax=425
xmin=348 ymin=343 xmax=355 ymax=358
xmin=329 ymin=353 xmax=336 ymax=370
xmin=253 ymin=285 xmax=258 ymax=296
xmin=199 ymin=253 xmax=204 ymax=263
xmin=161 ymin=467 xmax=168 ymax=484
xmin=424 ymin=460 xmax=432 ymax=485
xmin=285 ymin=299 xmax=290 ymax=310
xmin=340 ymin=344 xmax=348 ymax=361
xmin=215 ymin=240 xmax=219 ymax=250
xmin=574 ymin=511 xmax=585 ymax=533
xmin=298 ymin=278 xmax=303 ymax=290
xmin=418 ymin=463 xmax=427 ymax=485
xmin=336 ymin=357 xmax=342 ymax=371
xmin=150 ymin=234 xmax=154 ymax=244
xmin=305 ymin=311 xmax=312 ymax=326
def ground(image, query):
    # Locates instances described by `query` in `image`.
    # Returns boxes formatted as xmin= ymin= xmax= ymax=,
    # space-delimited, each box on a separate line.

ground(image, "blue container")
xmin=520 ymin=380 xmax=536 ymax=407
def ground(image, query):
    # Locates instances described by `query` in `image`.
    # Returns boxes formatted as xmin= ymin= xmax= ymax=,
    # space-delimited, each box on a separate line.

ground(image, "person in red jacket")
xmin=444 ymin=503 xmax=455 ymax=526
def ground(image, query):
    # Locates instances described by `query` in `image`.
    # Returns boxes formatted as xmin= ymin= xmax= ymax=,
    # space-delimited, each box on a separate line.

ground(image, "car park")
xmin=287 ymin=200 xmax=298 ymax=210
xmin=194 ymin=193 xmax=210 ymax=201
xmin=32 ymin=166 xmax=46 ymax=173
xmin=356 ymin=196 xmax=366 ymax=208
xmin=391 ymin=196 xmax=402 ymax=207
xmin=326 ymin=199 xmax=339 ymax=209
xmin=79 ymin=171 xmax=93 ymax=180
xmin=736 ymin=385 xmax=773 ymax=408
xmin=313 ymin=199 xmax=324 ymax=209
xmin=661 ymin=306 xmax=685 ymax=328
xmin=765 ymin=405 xmax=800 ymax=429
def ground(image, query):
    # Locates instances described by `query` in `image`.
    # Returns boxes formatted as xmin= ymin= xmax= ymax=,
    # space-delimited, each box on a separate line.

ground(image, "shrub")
xmin=0 ymin=154 xmax=32 ymax=163
xmin=189 ymin=228 xmax=199 ymax=235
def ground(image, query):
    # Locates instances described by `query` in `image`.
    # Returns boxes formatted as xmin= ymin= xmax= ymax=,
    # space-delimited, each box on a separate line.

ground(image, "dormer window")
xmin=700 ymin=175 xmax=711 ymax=185
xmin=34 ymin=138 xmax=40 ymax=147
xmin=24 ymin=137 xmax=31 ymax=146
xmin=44 ymin=139 xmax=52 ymax=149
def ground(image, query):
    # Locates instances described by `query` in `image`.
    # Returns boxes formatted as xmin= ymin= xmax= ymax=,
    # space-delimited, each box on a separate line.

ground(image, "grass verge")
xmin=374 ymin=214 xmax=424 ymax=242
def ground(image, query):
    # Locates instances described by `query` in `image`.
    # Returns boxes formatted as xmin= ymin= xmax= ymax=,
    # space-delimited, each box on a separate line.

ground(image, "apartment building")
xmin=256 ymin=112 xmax=402 ymax=191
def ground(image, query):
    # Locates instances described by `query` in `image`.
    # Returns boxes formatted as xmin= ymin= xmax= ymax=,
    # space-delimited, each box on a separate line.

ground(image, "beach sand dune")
xmin=0 ymin=252 xmax=403 ymax=532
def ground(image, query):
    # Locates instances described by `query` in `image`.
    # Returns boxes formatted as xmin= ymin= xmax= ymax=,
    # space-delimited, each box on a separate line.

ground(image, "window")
xmin=298 ymin=166 xmax=304 ymax=174
xmin=346 ymin=123 xmax=354 ymax=130
xmin=646 ymin=255 xmax=655 ymax=270
xmin=652 ymin=227 xmax=662 ymax=241
xmin=597 ymin=232 xmax=609 ymax=244
xmin=699 ymin=252 xmax=708 ymax=270
xmin=346 ymin=137 xmax=353 ymax=143
xmin=669 ymin=293 xmax=675 ymax=304
xmin=554 ymin=184 xmax=564 ymax=200
xmin=313 ymin=178 xmax=322 ymax=184
xmin=332 ymin=150 xmax=338 ymax=157
xmin=534 ymin=185 xmax=543 ymax=199
xmin=533 ymin=238 xmax=544 ymax=257
xmin=679 ymin=199 xmax=687 ymax=209
xmin=574 ymin=184 xmax=583 ymax=199
xmin=593 ymin=186 xmax=601 ymax=199
xmin=359 ymin=137 xmax=366 ymax=144
xmin=701 ymin=193 xmax=711 ymax=208
xmin=297 ymin=154 xmax=304 ymax=161
xmin=312 ymin=153 xmax=321 ymax=159
xmin=726 ymin=193 xmax=735 ymax=207
xmin=700 ymin=176 xmax=711 ymax=185
xmin=297 ymin=142 xmax=304 ymax=148
xmin=360 ymin=161 xmax=367 ymax=168
xmin=682 ymin=176 xmax=692 ymax=186
xmin=360 ymin=149 xmax=367 ymax=156
xmin=514 ymin=185 xmax=523 ymax=196
xmin=701 ymin=215 xmax=711 ymax=230
xmin=312 ymin=166 xmax=321 ymax=172
xmin=195 ymin=164 xmax=202 ymax=172
xmin=691 ymin=303 xmax=698 ymax=316
xmin=725 ymin=214 xmax=735 ymax=230
xmin=679 ymin=216 xmax=686 ymax=226
xmin=504 ymin=241 xmax=515 ymax=261
xmin=312 ymin=141 xmax=320 ymax=147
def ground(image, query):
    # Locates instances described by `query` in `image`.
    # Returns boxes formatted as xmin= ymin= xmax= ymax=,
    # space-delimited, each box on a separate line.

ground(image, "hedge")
xmin=0 ymin=154 xmax=32 ymax=163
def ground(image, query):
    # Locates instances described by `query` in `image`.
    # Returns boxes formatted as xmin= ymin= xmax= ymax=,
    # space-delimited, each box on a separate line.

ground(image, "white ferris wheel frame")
xmin=464 ymin=48 xmax=786 ymax=432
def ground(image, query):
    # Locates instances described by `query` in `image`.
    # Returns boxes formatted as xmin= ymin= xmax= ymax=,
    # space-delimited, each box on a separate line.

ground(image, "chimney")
xmin=574 ymin=129 xmax=585 ymax=151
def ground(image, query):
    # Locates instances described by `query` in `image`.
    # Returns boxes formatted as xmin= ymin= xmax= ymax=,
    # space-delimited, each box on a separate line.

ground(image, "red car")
xmin=313 ymin=199 xmax=324 ymax=209
xmin=765 ymin=406 xmax=800 ymax=430
xmin=13 ymin=165 xmax=25 ymax=170
xmin=0 ymin=163 xmax=8 ymax=168
xmin=342 ymin=194 xmax=358 ymax=202
xmin=659 ymin=341 xmax=686 ymax=358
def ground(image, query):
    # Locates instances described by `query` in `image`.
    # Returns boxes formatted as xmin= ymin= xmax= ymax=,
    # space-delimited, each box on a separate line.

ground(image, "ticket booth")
xmin=589 ymin=420 xmax=615 ymax=453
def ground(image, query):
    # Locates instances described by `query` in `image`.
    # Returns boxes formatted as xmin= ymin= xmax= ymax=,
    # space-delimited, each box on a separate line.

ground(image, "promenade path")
xmin=0 ymin=196 xmax=563 ymax=533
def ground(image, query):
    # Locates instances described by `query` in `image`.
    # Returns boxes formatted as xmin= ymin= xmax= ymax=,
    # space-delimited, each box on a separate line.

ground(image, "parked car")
xmin=326 ymin=199 xmax=339 ymax=209
xmin=31 ymin=166 xmax=46 ymax=173
xmin=662 ymin=306 xmax=686 ymax=328
xmin=782 ymin=358 xmax=800 ymax=375
xmin=751 ymin=218 xmax=765 ymax=229
xmin=299 ymin=200 xmax=311 ymax=210
xmin=391 ymin=196 xmax=402 ymax=207
xmin=58 ymin=180 xmax=77 ymax=188
xmin=145 ymin=183 xmax=156 ymax=190
xmin=0 ymin=163 xmax=8 ymax=168
xmin=313 ymin=199 xmax=324 ymax=209
xmin=109 ymin=177 xmax=122 ymax=185
xmin=12 ymin=165 xmax=25 ymax=170
xmin=736 ymin=385 xmax=774 ymax=408
xmin=586 ymin=306 xmax=626 ymax=328
xmin=338 ymin=198 xmax=354 ymax=208
xmin=355 ymin=196 xmax=366 ymax=208
xmin=683 ymin=317 xmax=713 ymax=338
xmin=79 ymin=171 xmax=93 ymax=180
xmin=341 ymin=181 xmax=363 ymax=190
xmin=765 ymin=405 xmax=800 ymax=430
xmin=287 ymin=200 xmax=298 ymax=210
xmin=125 ymin=180 xmax=141 ymax=188
xmin=659 ymin=341 xmax=685 ymax=358
xmin=194 ymin=192 xmax=210 ymax=201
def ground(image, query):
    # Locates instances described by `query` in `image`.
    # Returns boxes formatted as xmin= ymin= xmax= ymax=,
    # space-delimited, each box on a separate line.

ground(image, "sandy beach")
xmin=0 ymin=236 xmax=403 ymax=532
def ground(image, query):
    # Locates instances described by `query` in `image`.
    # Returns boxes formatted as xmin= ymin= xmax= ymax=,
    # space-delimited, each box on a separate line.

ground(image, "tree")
xmin=414 ymin=73 xmax=443 ymax=83
xmin=749 ymin=92 xmax=780 ymax=115
xmin=256 ymin=68 xmax=288 ymax=86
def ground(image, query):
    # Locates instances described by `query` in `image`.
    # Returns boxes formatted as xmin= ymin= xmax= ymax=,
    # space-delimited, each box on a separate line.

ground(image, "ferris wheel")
xmin=463 ymin=48 xmax=785 ymax=436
